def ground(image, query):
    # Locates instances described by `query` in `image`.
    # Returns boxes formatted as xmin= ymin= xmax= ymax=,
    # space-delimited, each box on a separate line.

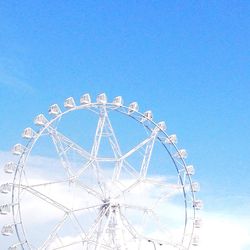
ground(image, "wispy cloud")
xmin=199 ymin=212 xmax=250 ymax=250
xmin=0 ymin=56 xmax=34 ymax=94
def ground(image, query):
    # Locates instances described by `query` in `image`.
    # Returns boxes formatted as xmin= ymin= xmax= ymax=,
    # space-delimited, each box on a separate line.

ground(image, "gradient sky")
xmin=0 ymin=1 xmax=250 ymax=249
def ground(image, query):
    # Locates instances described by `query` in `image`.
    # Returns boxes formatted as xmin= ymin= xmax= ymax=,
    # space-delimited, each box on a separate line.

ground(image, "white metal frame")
xmin=1 ymin=93 xmax=201 ymax=250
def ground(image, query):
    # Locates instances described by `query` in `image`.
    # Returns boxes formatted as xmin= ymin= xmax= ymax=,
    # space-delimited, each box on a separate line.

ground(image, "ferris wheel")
xmin=1 ymin=93 xmax=202 ymax=250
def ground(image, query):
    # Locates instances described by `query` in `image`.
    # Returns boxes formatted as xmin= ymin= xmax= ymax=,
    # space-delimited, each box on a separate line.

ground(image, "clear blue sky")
xmin=0 ymin=1 xmax=250 ymax=247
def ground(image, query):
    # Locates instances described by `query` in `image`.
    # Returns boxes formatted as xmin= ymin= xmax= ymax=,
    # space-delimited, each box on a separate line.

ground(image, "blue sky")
xmin=0 ymin=1 xmax=250 ymax=249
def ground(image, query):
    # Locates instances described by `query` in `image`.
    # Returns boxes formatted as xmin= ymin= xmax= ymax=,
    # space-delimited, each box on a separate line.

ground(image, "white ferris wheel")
xmin=1 ymin=93 xmax=202 ymax=250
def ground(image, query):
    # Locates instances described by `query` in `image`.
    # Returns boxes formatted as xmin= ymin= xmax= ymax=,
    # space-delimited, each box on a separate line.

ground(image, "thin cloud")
xmin=199 ymin=212 xmax=250 ymax=250
xmin=0 ymin=57 xmax=35 ymax=94
xmin=0 ymin=71 xmax=34 ymax=94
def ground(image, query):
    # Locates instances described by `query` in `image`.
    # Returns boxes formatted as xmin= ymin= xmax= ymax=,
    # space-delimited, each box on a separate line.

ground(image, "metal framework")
xmin=1 ymin=93 xmax=202 ymax=250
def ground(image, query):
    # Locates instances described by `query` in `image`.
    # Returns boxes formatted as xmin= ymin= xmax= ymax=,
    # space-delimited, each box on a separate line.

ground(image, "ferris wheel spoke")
xmin=75 ymin=159 xmax=95 ymax=178
xmin=72 ymin=202 xmax=107 ymax=213
xmin=83 ymin=204 xmax=111 ymax=242
xmin=91 ymin=106 xmax=122 ymax=158
xmin=136 ymin=213 xmax=181 ymax=249
xmin=47 ymin=127 xmax=92 ymax=160
xmin=91 ymin=107 xmax=107 ymax=158
xmin=94 ymin=207 xmax=113 ymax=250
xmin=94 ymin=160 xmax=108 ymax=197
xmin=112 ymin=138 xmax=151 ymax=181
xmin=52 ymin=239 xmax=113 ymax=250
xmin=114 ymin=127 xmax=159 ymax=181
xmin=90 ymin=107 xmax=124 ymax=193
xmin=143 ymin=178 xmax=179 ymax=187
xmin=89 ymin=107 xmax=111 ymax=195
xmin=48 ymin=130 xmax=75 ymax=178
xmin=19 ymin=184 xmax=70 ymax=213
xmin=121 ymin=204 xmax=155 ymax=246
xmin=152 ymin=190 xmax=183 ymax=211
xmin=120 ymin=206 xmax=153 ymax=243
xmin=120 ymin=203 xmax=152 ymax=214
xmin=74 ymin=158 xmax=107 ymax=199
xmin=56 ymin=132 xmax=91 ymax=160
xmin=92 ymin=241 xmax=113 ymax=250
xmin=140 ymin=178 xmax=184 ymax=211
xmin=105 ymin=114 xmax=122 ymax=159
xmin=39 ymin=213 xmax=69 ymax=250
xmin=24 ymin=179 xmax=71 ymax=189
xmin=120 ymin=159 xmax=139 ymax=178
xmin=115 ymin=179 xmax=143 ymax=198
xmin=147 ymin=210 xmax=173 ymax=239
xmin=52 ymin=241 xmax=84 ymax=250
xmin=46 ymin=127 xmax=95 ymax=180
xmin=119 ymin=137 xmax=152 ymax=161
xmin=93 ymin=206 xmax=131 ymax=250
xmin=113 ymin=209 xmax=130 ymax=250
xmin=75 ymin=179 xmax=104 ymax=200
xmin=139 ymin=128 xmax=159 ymax=178
xmin=119 ymin=212 xmax=142 ymax=240
xmin=67 ymin=213 xmax=87 ymax=242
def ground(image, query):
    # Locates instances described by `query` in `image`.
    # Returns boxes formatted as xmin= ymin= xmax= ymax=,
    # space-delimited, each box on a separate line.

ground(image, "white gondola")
xmin=128 ymin=102 xmax=139 ymax=114
xmin=8 ymin=244 xmax=25 ymax=250
xmin=64 ymin=97 xmax=76 ymax=108
xmin=0 ymin=204 xmax=11 ymax=215
xmin=194 ymin=218 xmax=202 ymax=228
xmin=8 ymin=246 xmax=18 ymax=250
xmin=143 ymin=111 xmax=153 ymax=120
xmin=97 ymin=93 xmax=107 ymax=104
xmin=192 ymin=235 xmax=199 ymax=246
xmin=0 ymin=183 xmax=11 ymax=194
xmin=157 ymin=121 xmax=166 ymax=131
xmin=4 ymin=162 xmax=16 ymax=174
xmin=34 ymin=114 xmax=48 ymax=126
xmin=186 ymin=165 xmax=195 ymax=175
xmin=22 ymin=127 xmax=36 ymax=139
xmin=192 ymin=182 xmax=200 ymax=192
xmin=193 ymin=200 xmax=203 ymax=210
xmin=49 ymin=104 xmax=61 ymax=115
xmin=8 ymin=242 xmax=24 ymax=250
xmin=1 ymin=224 xmax=14 ymax=236
xmin=113 ymin=96 xmax=123 ymax=106
xmin=12 ymin=144 xmax=25 ymax=155
xmin=174 ymin=149 xmax=187 ymax=159
xmin=80 ymin=93 xmax=91 ymax=104
xmin=165 ymin=134 xmax=177 ymax=144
